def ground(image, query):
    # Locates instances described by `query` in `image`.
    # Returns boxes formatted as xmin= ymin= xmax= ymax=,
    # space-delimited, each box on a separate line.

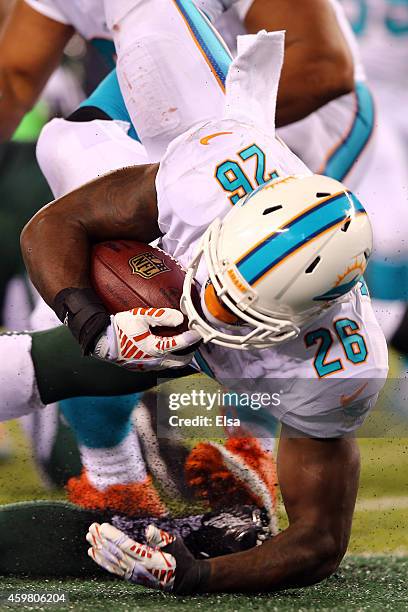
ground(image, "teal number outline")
xmin=334 ymin=318 xmax=368 ymax=364
xmin=215 ymin=143 xmax=278 ymax=204
xmin=304 ymin=327 xmax=344 ymax=378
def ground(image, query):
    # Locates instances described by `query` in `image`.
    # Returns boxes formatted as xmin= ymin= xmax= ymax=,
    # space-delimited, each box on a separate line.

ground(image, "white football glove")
xmin=87 ymin=523 xmax=177 ymax=591
xmin=93 ymin=307 xmax=200 ymax=371
xmin=87 ymin=522 xmax=210 ymax=594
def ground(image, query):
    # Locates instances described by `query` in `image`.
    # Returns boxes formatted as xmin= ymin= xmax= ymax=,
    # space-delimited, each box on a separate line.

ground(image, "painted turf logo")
xmin=128 ymin=253 xmax=170 ymax=279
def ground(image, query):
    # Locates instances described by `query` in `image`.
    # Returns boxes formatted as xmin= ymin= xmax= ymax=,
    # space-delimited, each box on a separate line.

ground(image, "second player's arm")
xmin=21 ymin=163 xmax=160 ymax=306
xmin=0 ymin=0 xmax=74 ymax=140
xmin=245 ymin=0 xmax=355 ymax=127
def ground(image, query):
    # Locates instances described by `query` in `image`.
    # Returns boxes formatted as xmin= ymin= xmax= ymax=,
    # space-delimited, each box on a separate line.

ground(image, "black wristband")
xmin=53 ymin=288 xmax=110 ymax=355
xmin=164 ymin=537 xmax=211 ymax=595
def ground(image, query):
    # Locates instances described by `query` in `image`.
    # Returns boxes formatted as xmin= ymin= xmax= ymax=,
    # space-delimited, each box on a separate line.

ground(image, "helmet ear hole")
xmin=341 ymin=218 xmax=351 ymax=232
xmin=305 ymin=256 xmax=321 ymax=274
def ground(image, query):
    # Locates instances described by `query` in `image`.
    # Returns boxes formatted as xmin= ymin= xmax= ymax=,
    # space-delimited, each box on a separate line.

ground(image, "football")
xmin=91 ymin=240 xmax=200 ymax=337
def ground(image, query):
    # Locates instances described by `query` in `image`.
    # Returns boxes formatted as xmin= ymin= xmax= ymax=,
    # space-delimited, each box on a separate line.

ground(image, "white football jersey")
xmin=157 ymin=122 xmax=388 ymax=437
xmin=340 ymin=0 xmax=408 ymax=88
xmin=156 ymin=32 xmax=388 ymax=437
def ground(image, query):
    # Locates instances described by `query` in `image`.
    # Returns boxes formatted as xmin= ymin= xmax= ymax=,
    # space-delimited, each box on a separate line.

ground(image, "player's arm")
xmin=21 ymin=163 xmax=160 ymax=306
xmin=22 ymin=163 xmax=198 ymax=366
xmin=89 ymin=429 xmax=360 ymax=593
xmin=244 ymin=0 xmax=355 ymax=127
xmin=205 ymin=431 xmax=359 ymax=591
xmin=0 ymin=0 xmax=74 ymax=140
xmin=21 ymin=164 xmax=160 ymax=350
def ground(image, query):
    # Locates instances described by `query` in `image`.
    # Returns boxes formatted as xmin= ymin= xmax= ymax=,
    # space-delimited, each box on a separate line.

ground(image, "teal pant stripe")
xmin=365 ymin=258 xmax=408 ymax=301
xmin=322 ymin=82 xmax=375 ymax=181
xmin=174 ymin=0 xmax=232 ymax=87
xmin=194 ymin=349 xmax=215 ymax=379
xmin=80 ymin=70 xmax=139 ymax=141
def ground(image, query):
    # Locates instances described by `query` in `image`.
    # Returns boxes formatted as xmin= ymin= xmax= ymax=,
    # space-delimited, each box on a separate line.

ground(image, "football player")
xmin=0 ymin=0 xmax=375 ymax=517
xmin=18 ymin=30 xmax=388 ymax=593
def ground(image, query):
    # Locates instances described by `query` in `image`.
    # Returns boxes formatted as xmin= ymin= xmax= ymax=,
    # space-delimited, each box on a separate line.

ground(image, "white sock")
xmin=80 ymin=430 xmax=148 ymax=490
xmin=0 ymin=332 xmax=44 ymax=421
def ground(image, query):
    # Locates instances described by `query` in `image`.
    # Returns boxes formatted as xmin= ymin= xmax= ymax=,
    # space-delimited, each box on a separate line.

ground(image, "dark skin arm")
xmin=0 ymin=0 xmax=73 ymax=140
xmin=245 ymin=0 xmax=355 ymax=127
xmin=21 ymin=163 xmax=160 ymax=306
xmin=205 ymin=428 xmax=360 ymax=592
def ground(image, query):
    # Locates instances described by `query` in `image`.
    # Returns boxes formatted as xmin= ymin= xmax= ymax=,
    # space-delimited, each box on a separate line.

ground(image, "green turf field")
xmin=0 ymin=427 xmax=406 ymax=610
xmin=0 ymin=359 xmax=407 ymax=610
xmin=0 ymin=557 xmax=406 ymax=611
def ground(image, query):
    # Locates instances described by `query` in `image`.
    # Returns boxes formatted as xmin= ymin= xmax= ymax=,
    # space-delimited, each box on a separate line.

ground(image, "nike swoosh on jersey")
xmin=341 ymin=382 xmax=368 ymax=408
xmin=200 ymin=131 xmax=233 ymax=145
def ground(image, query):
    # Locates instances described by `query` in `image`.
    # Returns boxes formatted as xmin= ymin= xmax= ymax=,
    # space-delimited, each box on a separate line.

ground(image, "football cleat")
xmin=184 ymin=504 xmax=272 ymax=558
xmin=66 ymin=471 xmax=167 ymax=517
xmin=185 ymin=436 xmax=278 ymax=534
xmin=111 ymin=503 xmax=272 ymax=560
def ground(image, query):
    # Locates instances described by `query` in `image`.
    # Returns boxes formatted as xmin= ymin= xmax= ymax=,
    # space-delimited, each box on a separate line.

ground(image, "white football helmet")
xmin=181 ymin=174 xmax=373 ymax=350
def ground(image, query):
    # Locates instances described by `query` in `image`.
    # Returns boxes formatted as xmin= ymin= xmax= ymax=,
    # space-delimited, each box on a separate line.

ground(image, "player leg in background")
xmin=36 ymin=5 xmax=278 ymax=514
xmin=277 ymin=81 xmax=375 ymax=190
xmin=60 ymin=395 xmax=167 ymax=517
xmin=28 ymin=298 xmax=166 ymax=514
xmin=214 ymin=0 xmax=375 ymax=188
xmin=36 ymin=97 xmax=165 ymax=514
xmin=0 ymin=326 xmax=197 ymax=419
xmin=107 ymin=0 xmax=230 ymax=161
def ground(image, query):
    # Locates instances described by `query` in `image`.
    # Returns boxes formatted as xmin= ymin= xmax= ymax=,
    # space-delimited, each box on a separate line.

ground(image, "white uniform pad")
xmin=224 ymin=30 xmax=284 ymax=136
